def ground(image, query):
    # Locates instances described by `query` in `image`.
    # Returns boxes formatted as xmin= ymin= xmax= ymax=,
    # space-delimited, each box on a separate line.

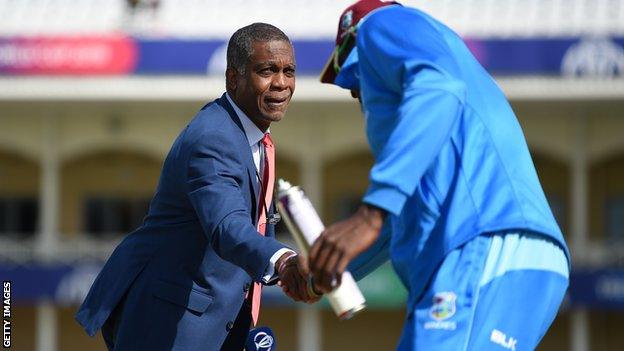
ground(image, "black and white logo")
xmin=253 ymin=331 xmax=274 ymax=350
xmin=562 ymin=37 xmax=624 ymax=78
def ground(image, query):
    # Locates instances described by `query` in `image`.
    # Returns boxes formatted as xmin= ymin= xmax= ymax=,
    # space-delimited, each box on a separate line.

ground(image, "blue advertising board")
xmin=2 ymin=262 xmax=624 ymax=309
xmin=1 ymin=36 xmax=623 ymax=77
xmin=0 ymin=262 xmax=406 ymax=308
xmin=569 ymin=269 xmax=624 ymax=309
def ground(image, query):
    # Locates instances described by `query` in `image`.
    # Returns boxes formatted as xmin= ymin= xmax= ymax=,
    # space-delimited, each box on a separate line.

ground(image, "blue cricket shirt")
xmin=339 ymin=5 xmax=570 ymax=305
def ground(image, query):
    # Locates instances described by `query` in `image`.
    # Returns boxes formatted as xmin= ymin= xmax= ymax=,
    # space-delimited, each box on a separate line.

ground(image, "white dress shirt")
xmin=225 ymin=93 xmax=294 ymax=283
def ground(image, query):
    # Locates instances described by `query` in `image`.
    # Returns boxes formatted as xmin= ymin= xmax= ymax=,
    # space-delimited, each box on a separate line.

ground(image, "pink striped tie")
xmin=250 ymin=133 xmax=275 ymax=325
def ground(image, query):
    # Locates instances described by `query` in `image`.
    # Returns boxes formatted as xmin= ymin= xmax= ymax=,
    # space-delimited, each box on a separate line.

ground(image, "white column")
xmin=38 ymin=116 xmax=59 ymax=258
xmin=570 ymin=115 xmax=589 ymax=351
xmin=571 ymin=309 xmax=589 ymax=351
xmin=35 ymin=302 xmax=58 ymax=351
xmin=301 ymin=152 xmax=322 ymax=209
xmin=570 ymin=115 xmax=588 ymax=261
xmin=297 ymin=149 xmax=323 ymax=351
xmin=297 ymin=305 xmax=322 ymax=351
xmin=37 ymin=117 xmax=59 ymax=351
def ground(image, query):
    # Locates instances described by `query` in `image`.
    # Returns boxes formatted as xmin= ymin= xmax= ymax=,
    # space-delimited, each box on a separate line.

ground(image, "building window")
xmin=0 ymin=197 xmax=38 ymax=239
xmin=84 ymin=197 xmax=150 ymax=237
xmin=605 ymin=196 xmax=624 ymax=242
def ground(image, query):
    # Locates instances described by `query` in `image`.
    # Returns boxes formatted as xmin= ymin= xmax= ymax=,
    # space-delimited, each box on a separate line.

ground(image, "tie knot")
xmin=261 ymin=133 xmax=273 ymax=148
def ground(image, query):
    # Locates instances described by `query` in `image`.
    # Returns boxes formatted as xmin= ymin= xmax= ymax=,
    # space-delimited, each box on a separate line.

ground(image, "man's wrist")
xmin=276 ymin=251 xmax=298 ymax=275
xmin=360 ymin=203 xmax=386 ymax=230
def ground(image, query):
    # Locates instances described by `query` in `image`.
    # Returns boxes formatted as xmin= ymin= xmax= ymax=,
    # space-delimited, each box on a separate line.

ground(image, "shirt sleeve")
xmin=262 ymin=248 xmax=297 ymax=284
xmin=357 ymin=8 xmax=466 ymax=216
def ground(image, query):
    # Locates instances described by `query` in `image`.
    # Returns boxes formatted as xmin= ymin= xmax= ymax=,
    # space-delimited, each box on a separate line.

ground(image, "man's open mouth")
xmin=265 ymin=96 xmax=289 ymax=108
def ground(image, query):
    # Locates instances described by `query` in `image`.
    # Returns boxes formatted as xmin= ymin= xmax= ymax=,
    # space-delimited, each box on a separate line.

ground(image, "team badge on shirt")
xmin=430 ymin=291 xmax=457 ymax=320
xmin=424 ymin=291 xmax=458 ymax=330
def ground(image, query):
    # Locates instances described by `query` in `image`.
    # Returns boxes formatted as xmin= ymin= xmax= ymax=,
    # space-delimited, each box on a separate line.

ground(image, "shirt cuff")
xmin=363 ymin=183 xmax=408 ymax=216
xmin=262 ymin=248 xmax=296 ymax=284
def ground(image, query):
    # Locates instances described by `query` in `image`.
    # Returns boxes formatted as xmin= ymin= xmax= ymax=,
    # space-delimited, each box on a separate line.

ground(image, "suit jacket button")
xmin=226 ymin=321 xmax=234 ymax=331
xmin=244 ymin=283 xmax=250 ymax=292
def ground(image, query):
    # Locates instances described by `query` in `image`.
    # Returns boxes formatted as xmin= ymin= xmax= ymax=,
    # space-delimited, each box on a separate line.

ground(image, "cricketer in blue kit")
xmin=309 ymin=1 xmax=570 ymax=350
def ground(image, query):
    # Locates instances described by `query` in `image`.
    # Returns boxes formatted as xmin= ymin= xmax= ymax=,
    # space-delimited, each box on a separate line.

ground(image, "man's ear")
xmin=225 ymin=67 xmax=238 ymax=92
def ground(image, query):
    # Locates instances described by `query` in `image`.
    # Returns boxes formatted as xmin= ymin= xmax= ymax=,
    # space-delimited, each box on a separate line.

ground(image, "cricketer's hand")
xmin=308 ymin=204 xmax=385 ymax=293
xmin=277 ymin=253 xmax=322 ymax=303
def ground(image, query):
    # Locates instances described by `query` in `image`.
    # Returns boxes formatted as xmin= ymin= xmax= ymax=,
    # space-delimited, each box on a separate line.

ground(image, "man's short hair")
xmin=227 ymin=23 xmax=292 ymax=74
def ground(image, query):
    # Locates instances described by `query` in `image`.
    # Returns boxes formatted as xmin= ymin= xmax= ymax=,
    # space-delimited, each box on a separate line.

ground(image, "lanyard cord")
xmin=255 ymin=147 xmax=281 ymax=225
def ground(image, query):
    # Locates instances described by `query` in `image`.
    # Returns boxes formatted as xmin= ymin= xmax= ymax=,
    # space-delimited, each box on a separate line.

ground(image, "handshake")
xmin=274 ymin=202 xmax=384 ymax=305
xmin=274 ymin=251 xmax=322 ymax=304
xmin=273 ymin=179 xmax=384 ymax=312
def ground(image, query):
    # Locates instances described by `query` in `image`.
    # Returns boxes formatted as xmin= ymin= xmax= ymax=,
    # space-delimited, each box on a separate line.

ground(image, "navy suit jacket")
xmin=76 ymin=94 xmax=287 ymax=349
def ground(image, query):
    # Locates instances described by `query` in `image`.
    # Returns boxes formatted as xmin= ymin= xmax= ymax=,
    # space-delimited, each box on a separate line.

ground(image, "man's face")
xmin=229 ymin=40 xmax=296 ymax=131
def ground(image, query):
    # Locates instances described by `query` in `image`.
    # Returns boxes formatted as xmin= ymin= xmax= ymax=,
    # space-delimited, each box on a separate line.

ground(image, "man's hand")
xmin=308 ymin=204 xmax=385 ymax=293
xmin=276 ymin=253 xmax=322 ymax=303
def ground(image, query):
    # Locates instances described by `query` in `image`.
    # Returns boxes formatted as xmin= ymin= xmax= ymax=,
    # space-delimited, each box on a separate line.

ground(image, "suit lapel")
xmin=216 ymin=94 xmax=261 ymax=223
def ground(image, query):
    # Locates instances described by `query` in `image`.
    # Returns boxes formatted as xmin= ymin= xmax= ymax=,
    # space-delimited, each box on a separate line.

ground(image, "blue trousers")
xmin=397 ymin=232 xmax=569 ymax=351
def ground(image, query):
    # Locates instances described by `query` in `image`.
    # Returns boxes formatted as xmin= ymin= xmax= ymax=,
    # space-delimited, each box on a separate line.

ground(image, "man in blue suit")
xmin=310 ymin=1 xmax=570 ymax=350
xmin=76 ymin=23 xmax=317 ymax=350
